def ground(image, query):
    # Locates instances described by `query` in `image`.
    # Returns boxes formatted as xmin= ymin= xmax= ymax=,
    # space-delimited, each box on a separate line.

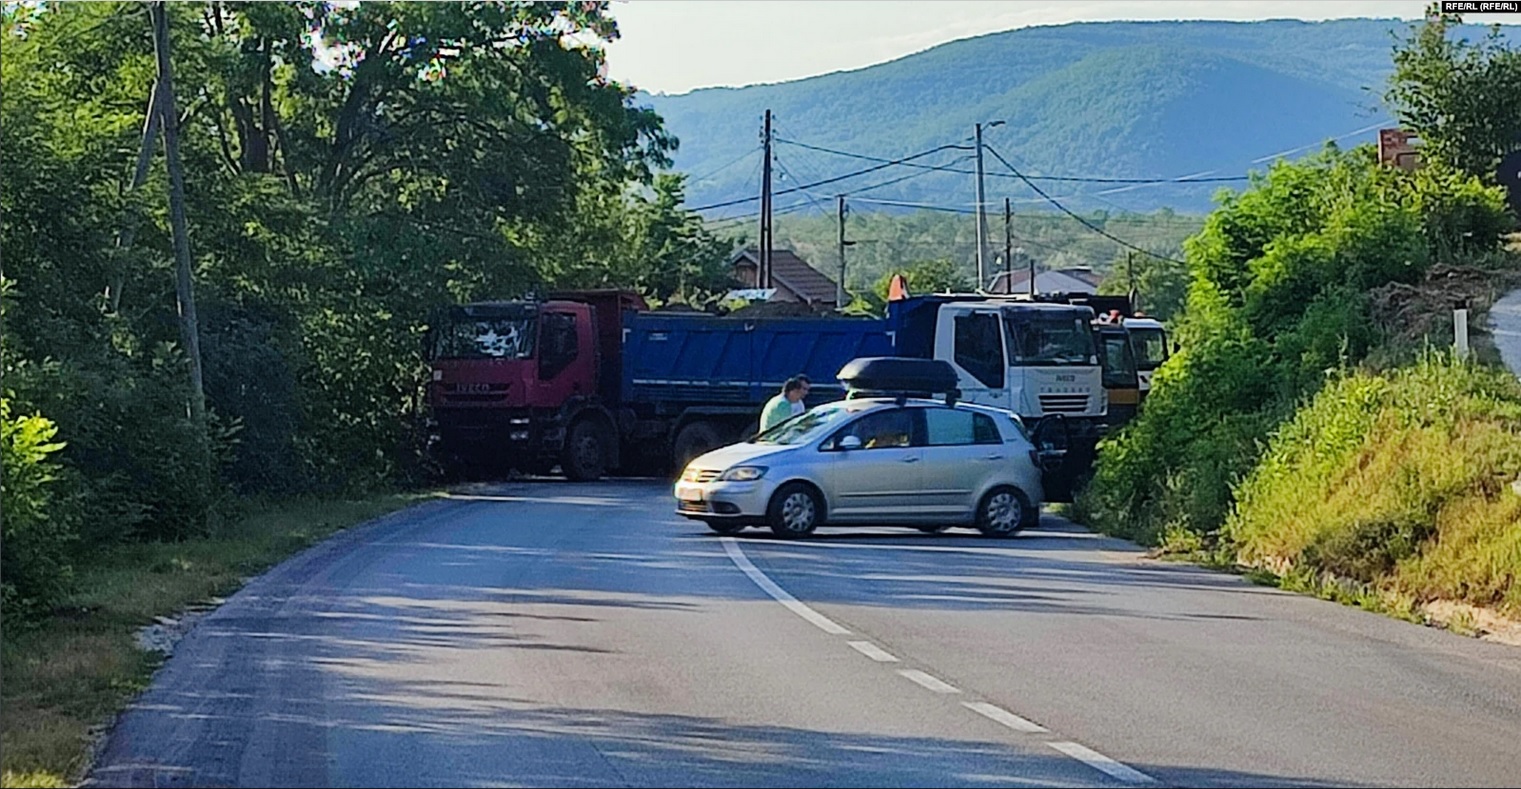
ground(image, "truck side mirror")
xmin=1031 ymin=414 xmax=1070 ymax=458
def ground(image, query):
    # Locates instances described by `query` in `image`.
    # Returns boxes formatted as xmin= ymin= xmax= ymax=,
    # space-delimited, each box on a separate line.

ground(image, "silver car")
xmin=674 ymin=398 xmax=1045 ymax=538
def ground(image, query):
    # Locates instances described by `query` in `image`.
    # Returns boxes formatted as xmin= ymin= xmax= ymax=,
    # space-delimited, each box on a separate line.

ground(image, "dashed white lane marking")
xmin=722 ymin=536 xmax=1155 ymax=785
xmin=897 ymin=669 xmax=961 ymax=694
xmin=1049 ymin=741 xmax=1157 ymax=784
xmin=847 ymin=640 xmax=900 ymax=662
xmin=720 ymin=538 xmax=851 ymax=635
xmin=962 ymin=701 xmax=1048 ymax=733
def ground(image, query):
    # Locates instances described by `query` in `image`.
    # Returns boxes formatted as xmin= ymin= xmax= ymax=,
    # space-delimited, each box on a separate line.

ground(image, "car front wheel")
xmin=704 ymin=520 xmax=746 ymax=535
xmin=767 ymin=483 xmax=822 ymax=538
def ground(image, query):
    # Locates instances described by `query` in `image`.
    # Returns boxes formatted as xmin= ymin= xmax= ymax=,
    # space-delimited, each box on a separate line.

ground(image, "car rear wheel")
xmin=704 ymin=520 xmax=746 ymax=535
xmin=977 ymin=486 xmax=1034 ymax=538
xmin=767 ymin=483 xmax=821 ymax=538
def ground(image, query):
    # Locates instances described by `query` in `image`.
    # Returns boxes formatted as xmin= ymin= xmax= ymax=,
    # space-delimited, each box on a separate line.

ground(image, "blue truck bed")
xmin=620 ymin=313 xmax=895 ymax=408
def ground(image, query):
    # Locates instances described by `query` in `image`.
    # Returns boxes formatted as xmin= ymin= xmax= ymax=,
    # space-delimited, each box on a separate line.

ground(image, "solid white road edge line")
xmin=721 ymin=537 xmax=851 ymax=635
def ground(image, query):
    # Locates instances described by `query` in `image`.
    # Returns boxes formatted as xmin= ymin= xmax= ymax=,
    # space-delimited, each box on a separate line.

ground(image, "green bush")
xmin=1079 ymin=145 xmax=1513 ymax=546
xmin=1 ymin=399 xmax=76 ymax=621
xmin=1226 ymin=354 xmax=1521 ymax=614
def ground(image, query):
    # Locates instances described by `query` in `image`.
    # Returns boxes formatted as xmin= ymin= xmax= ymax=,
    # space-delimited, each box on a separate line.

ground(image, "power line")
xmin=687 ymin=143 xmax=975 ymax=212
xmin=985 ymin=144 xmax=1189 ymax=266
xmin=776 ymin=137 xmax=1248 ymax=184
xmin=773 ymin=154 xmax=834 ymax=219
xmin=847 ymin=196 xmax=978 ymax=214
xmin=685 ymin=146 xmax=760 ymax=185
xmin=841 ymin=155 xmax=977 ymax=197
xmin=703 ymin=200 xmax=813 ymax=230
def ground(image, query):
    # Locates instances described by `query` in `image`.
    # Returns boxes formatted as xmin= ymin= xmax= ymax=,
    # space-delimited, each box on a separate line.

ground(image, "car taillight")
xmin=1029 ymin=449 xmax=1040 ymax=467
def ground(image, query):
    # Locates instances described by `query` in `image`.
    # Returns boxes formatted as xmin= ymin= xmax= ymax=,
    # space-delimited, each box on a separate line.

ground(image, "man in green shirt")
xmin=760 ymin=375 xmax=810 ymax=433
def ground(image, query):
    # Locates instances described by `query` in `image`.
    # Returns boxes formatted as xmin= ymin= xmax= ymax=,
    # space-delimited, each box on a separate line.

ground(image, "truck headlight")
xmin=719 ymin=466 xmax=767 ymax=482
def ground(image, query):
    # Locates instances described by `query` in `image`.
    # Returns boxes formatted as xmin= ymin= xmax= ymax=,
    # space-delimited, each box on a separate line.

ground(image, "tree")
xmin=1386 ymin=5 xmax=1521 ymax=179
xmin=0 ymin=1 xmax=706 ymax=534
xmin=872 ymin=258 xmax=972 ymax=302
xmin=1098 ymin=250 xmax=1189 ymax=322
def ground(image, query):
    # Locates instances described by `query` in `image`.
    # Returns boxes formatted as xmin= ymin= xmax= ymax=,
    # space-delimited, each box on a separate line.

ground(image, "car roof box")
xmin=838 ymin=357 xmax=960 ymax=402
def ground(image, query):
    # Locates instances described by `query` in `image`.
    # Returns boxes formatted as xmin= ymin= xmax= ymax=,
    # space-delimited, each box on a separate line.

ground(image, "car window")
xmin=924 ymin=408 xmax=975 ymax=446
xmin=924 ymin=408 xmax=1009 ymax=446
xmin=833 ymin=408 xmax=917 ymax=450
xmin=755 ymin=402 xmax=856 ymax=445
xmin=972 ymin=413 xmax=1003 ymax=444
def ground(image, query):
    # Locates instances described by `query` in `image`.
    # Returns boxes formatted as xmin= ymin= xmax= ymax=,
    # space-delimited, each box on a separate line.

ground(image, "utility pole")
xmin=1027 ymin=246 xmax=1036 ymax=297
xmin=836 ymin=195 xmax=854 ymax=305
xmin=974 ymin=122 xmax=989 ymax=288
xmin=1003 ymin=197 xmax=1012 ymax=294
xmin=106 ymin=81 xmax=163 ymax=314
xmin=759 ymin=109 xmax=773 ymax=289
xmin=1127 ymin=251 xmax=1138 ymax=312
xmin=151 ymin=2 xmax=206 ymax=428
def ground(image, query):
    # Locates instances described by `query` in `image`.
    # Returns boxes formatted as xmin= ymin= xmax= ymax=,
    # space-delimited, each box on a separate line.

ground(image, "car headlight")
xmin=719 ymin=466 xmax=767 ymax=482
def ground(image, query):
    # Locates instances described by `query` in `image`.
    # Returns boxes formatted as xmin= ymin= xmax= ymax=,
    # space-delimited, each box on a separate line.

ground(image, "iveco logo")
xmin=1055 ymin=374 xmax=1075 ymax=382
xmin=459 ymin=383 xmax=494 ymax=394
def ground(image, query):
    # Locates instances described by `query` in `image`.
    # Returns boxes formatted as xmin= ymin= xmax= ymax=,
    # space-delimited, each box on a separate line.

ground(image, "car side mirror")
xmin=838 ymin=435 xmax=863 ymax=451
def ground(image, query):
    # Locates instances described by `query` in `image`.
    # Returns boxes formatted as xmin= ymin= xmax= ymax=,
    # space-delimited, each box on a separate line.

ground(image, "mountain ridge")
xmin=635 ymin=18 xmax=1519 ymax=214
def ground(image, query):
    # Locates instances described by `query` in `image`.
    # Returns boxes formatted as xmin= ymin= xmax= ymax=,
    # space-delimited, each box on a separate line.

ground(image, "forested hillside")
xmin=648 ymin=18 xmax=1520 ymax=214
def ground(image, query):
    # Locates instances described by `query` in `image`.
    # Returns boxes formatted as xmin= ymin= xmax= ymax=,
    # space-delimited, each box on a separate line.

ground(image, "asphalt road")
xmin=1491 ymin=287 xmax=1521 ymax=379
xmin=88 ymin=480 xmax=1521 ymax=788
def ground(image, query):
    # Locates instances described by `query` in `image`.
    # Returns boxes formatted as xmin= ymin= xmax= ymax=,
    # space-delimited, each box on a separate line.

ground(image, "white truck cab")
xmin=1122 ymin=316 xmax=1169 ymax=392
xmin=929 ymin=301 xmax=1105 ymax=422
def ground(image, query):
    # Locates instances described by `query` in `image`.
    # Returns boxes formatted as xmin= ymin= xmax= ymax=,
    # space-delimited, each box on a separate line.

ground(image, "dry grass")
xmin=0 ymin=492 xmax=435 ymax=787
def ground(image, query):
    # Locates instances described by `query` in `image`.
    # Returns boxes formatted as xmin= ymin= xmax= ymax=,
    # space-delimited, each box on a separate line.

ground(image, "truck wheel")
xmin=673 ymin=421 xmax=724 ymax=473
xmin=562 ymin=419 xmax=609 ymax=482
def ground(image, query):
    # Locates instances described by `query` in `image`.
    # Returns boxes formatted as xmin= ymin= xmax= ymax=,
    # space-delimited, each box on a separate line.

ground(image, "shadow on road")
xmin=83 ymin=480 xmax=1487 ymax=788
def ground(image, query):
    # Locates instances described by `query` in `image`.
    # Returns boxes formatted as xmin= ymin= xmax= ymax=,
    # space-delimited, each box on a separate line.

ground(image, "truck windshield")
xmin=753 ymin=402 xmax=858 ymax=446
xmin=432 ymin=318 xmax=538 ymax=360
xmin=1098 ymin=330 xmax=1139 ymax=388
xmin=1004 ymin=311 xmax=1097 ymax=366
xmin=1129 ymin=327 xmax=1168 ymax=371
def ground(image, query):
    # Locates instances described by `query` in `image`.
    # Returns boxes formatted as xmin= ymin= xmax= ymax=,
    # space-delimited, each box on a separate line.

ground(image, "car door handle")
xmin=983 ymin=454 xmax=1004 ymax=461
xmin=902 ymin=456 xmax=920 ymax=463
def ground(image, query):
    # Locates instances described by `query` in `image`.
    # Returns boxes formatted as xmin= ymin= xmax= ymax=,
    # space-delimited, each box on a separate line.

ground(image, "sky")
xmin=602 ymin=0 xmax=1519 ymax=95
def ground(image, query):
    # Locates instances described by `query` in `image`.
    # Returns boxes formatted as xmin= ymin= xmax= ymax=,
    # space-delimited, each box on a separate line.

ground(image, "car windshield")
xmin=1129 ymin=327 xmax=1168 ymax=371
xmin=1005 ymin=310 xmax=1097 ymax=366
xmin=752 ymin=402 xmax=863 ymax=446
xmin=432 ymin=317 xmax=538 ymax=360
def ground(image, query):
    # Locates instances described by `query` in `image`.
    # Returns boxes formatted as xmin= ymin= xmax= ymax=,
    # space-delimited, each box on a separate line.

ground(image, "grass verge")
xmin=1 ymin=491 xmax=437 ymax=788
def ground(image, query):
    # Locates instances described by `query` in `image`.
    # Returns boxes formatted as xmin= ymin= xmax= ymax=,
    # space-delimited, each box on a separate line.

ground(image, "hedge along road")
xmin=88 ymin=480 xmax=1521 ymax=788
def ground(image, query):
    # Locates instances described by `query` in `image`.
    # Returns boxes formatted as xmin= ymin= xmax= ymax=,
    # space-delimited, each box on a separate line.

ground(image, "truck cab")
xmin=1123 ymin=316 xmax=1169 ymax=393
xmin=1093 ymin=319 xmax=1141 ymax=428
xmin=921 ymin=301 xmax=1105 ymax=424
xmin=889 ymin=295 xmax=1105 ymax=501
xmin=424 ymin=291 xmax=643 ymax=479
